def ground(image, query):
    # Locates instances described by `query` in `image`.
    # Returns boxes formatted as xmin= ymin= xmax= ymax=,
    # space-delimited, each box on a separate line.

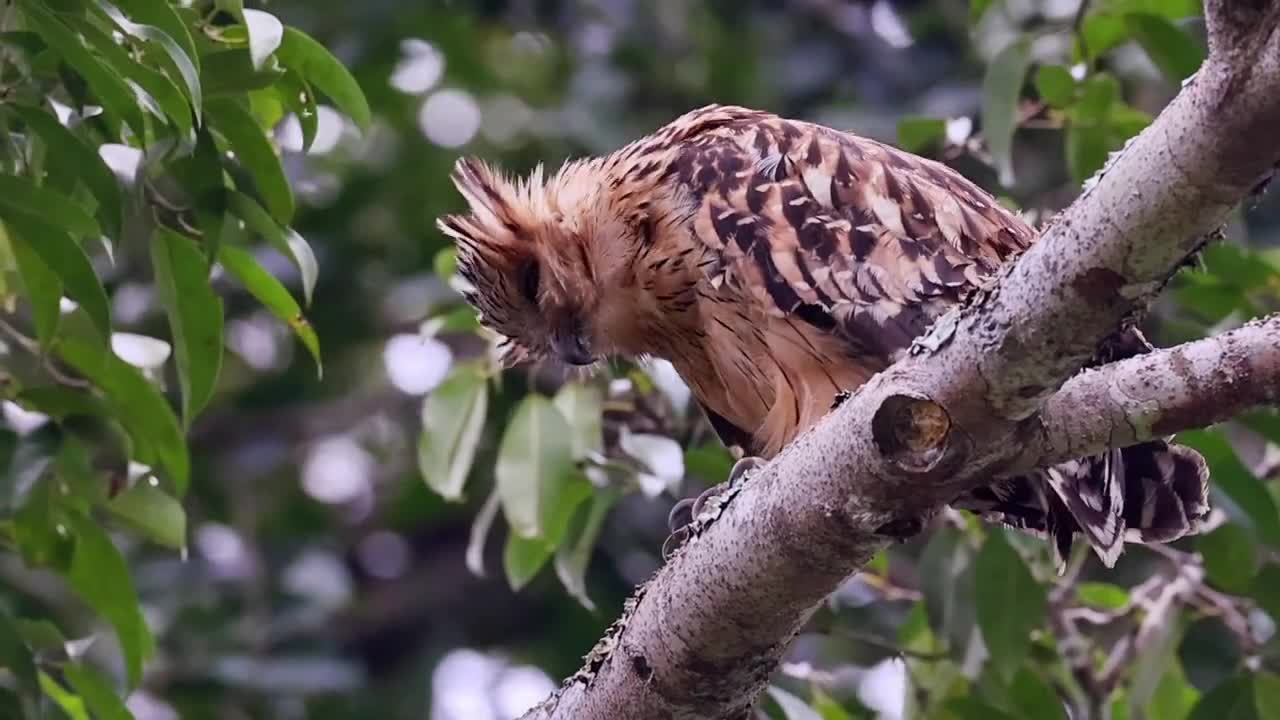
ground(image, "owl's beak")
xmin=551 ymin=316 xmax=595 ymax=366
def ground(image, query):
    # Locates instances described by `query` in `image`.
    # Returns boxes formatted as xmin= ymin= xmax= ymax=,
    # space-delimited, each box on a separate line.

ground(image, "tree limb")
xmin=523 ymin=3 xmax=1280 ymax=717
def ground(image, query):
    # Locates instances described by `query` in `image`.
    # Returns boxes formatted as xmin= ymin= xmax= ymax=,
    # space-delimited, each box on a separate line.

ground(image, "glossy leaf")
xmin=228 ymin=192 xmax=318 ymax=306
xmin=108 ymin=482 xmax=187 ymax=550
xmin=495 ymin=395 xmax=578 ymax=539
xmin=276 ymin=27 xmax=372 ymax=129
xmin=95 ymin=0 xmax=202 ymax=116
xmin=975 ymin=528 xmax=1046 ymax=680
xmin=217 ymin=244 xmax=322 ymax=377
xmin=151 ymin=227 xmax=224 ymax=427
xmin=39 ymin=673 xmax=90 ymax=720
xmin=18 ymin=0 xmax=145 ymax=134
xmin=64 ymin=663 xmax=132 ymax=720
xmin=4 ymin=213 xmax=111 ymax=341
xmin=110 ymin=0 xmax=200 ymax=78
xmin=11 ymin=104 xmax=124 ymax=238
xmin=1126 ymin=13 xmax=1204 ymax=82
xmin=7 ymin=222 xmax=62 ymax=347
xmin=1198 ymin=523 xmax=1259 ymax=594
xmin=0 ymin=175 xmax=101 ymax=240
xmin=242 ymin=8 xmax=283 ymax=70
xmin=206 ymin=98 xmax=294 ymax=223
xmin=56 ymin=323 xmax=190 ymax=493
xmin=981 ymin=37 xmax=1032 ymax=186
xmin=66 ymin=513 xmax=154 ymax=688
xmin=418 ymin=364 xmax=489 ymax=501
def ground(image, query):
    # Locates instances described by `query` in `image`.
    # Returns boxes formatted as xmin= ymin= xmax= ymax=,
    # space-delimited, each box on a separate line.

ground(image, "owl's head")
xmin=437 ymin=156 xmax=664 ymax=368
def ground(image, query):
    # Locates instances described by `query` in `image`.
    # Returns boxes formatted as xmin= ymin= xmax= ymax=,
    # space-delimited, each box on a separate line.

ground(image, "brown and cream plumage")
xmin=439 ymin=104 xmax=1209 ymax=568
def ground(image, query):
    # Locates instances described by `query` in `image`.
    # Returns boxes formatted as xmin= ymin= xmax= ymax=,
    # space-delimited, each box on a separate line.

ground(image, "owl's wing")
xmin=677 ymin=115 xmax=1036 ymax=364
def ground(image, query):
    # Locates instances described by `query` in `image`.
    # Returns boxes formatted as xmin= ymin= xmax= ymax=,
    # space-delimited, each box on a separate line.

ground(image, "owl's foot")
xmin=662 ymin=455 xmax=766 ymax=560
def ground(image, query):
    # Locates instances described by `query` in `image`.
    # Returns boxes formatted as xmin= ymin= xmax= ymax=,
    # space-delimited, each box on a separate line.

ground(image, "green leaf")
xmin=947 ymin=697 xmax=1019 ymax=720
xmin=495 ymin=395 xmax=579 ymax=539
xmin=39 ymin=672 xmax=90 ymax=720
xmin=1034 ymin=65 xmax=1076 ymax=108
xmin=1132 ymin=613 xmax=1188 ymax=711
xmin=65 ymin=513 xmax=154 ymax=688
xmin=1067 ymin=122 xmax=1111 ymax=185
xmin=151 ymin=228 xmax=223 ymax=427
xmin=1076 ymin=581 xmax=1130 ymax=609
xmin=276 ymin=27 xmax=371 ymax=129
xmin=975 ymin=528 xmax=1046 ymax=680
xmin=0 ymin=175 xmax=101 ymax=240
xmin=1199 ymin=523 xmax=1259 ymax=594
xmin=109 ymin=0 xmax=200 ymax=79
xmin=200 ymin=48 xmax=285 ymax=95
xmin=554 ymin=487 xmax=619 ymax=611
xmin=1251 ymin=564 xmax=1280 ymax=622
xmin=981 ymin=37 xmax=1032 ymax=186
xmin=1079 ymin=13 xmax=1132 ymax=62
xmin=1148 ymin=659 xmax=1201 ymax=720
xmin=684 ymin=443 xmax=734 ymax=485
xmin=4 ymin=214 xmax=111 ymax=342
xmin=276 ymin=69 xmax=318 ymax=153
xmin=1178 ymin=430 xmax=1280 ymax=545
xmin=241 ymin=8 xmax=283 ymax=70
xmin=1241 ymin=411 xmax=1280 ymax=446
xmin=1256 ymin=673 xmax=1280 ymax=720
xmin=6 ymin=221 xmax=62 ymax=347
xmin=107 ymin=482 xmax=186 ymax=550
xmin=1125 ymin=13 xmax=1204 ymax=82
xmin=11 ymin=104 xmax=124 ymax=238
xmin=897 ymin=116 xmax=946 ymax=153
xmin=216 ymin=244 xmax=321 ymax=377
xmin=94 ymin=0 xmax=202 ymax=117
xmin=503 ymin=531 xmax=552 ymax=591
xmin=56 ymin=323 xmax=189 ymax=493
xmin=970 ymin=0 xmax=995 ymax=24
xmin=418 ymin=364 xmax=488 ymax=501
xmin=0 ymin=608 xmax=38 ymax=699
xmin=1189 ymin=675 xmax=1259 ymax=720
xmin=552 ymin=382 xmax=603 ymax=460
xmin=13 ymin=476 xmax=76 ymax=571
xmin=768 ymin=686 xmax=824 ymax=720
xmin=433 ymin=247 xmax=457 ymax=280
xmin=63 ymin=663 xmax=132 ymax=720
xmin=1009 ymin=668 xmax=1067 ymax=720
xmin=206 ymin=97 xmax=294 ymax=224
xmin=228 ymin=193 xmax=318 ymax=306
xmin=18 ymin=0 xmax=145 ymax=135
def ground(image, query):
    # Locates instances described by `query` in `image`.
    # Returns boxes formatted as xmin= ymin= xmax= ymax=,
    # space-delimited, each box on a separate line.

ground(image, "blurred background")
xmin=4 ymin=0 xmax=1280 ymax=718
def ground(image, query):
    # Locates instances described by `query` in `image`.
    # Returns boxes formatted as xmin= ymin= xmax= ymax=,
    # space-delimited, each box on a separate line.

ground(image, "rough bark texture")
xmin=523 ymin=3 xmax=1280 ymax=718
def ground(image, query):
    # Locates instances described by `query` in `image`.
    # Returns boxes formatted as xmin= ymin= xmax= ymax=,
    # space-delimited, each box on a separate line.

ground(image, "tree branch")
xmin=523 ymin=4 xmax=1280 ymax=717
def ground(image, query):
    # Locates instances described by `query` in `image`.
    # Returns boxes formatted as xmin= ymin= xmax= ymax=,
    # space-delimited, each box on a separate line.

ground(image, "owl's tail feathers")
xmin=955 ymin=439 xmax=1211 ymax=572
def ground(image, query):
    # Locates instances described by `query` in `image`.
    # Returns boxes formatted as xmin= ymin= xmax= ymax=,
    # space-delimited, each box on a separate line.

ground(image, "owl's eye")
xmin=518 ymin=259 xmax=541 ymax=305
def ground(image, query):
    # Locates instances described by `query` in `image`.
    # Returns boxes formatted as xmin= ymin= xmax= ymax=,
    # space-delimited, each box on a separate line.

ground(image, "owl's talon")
xmin=662 ymin=527 xmax=690 ymax=560
xmin=729 ymin=455 xmax=765 ymax=484
xmin=831 ymin=390 xmax=853 ymax=410
xmin=667 ymin=497 xmax=696 ymax=534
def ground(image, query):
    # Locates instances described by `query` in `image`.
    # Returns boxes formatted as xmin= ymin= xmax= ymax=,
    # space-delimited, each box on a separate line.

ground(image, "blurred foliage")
xmin=0 ymin=0 xmax=1277 ymax=718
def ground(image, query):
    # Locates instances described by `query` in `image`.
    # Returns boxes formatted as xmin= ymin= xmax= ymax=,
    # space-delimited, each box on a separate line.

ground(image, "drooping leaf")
xmin=64 ymin=663 xmax=132 ymax=720
xmin=6 ymin=221 xmax=62 ymax=347
xmin=1148 ymin=659 xmax=1201 ymax=720
xmin=1198 ymin=523 xmax=1259 ymax=594
xmin=108 ymin=0 xmax=200 ymax=79
xmin=94 ymin=0 xmax=202 ymax=117
xmin=554 ymin=487 xmax=619 ymax=611
xmin=1008 ymin=668 xmax=1068 ymax=720
xmin=11 ymin=104 xmax=124 ymax=238
xmin=200 ymin=48 xmax=285 ymax=95
xmin=465 ymin=488 xmax=502 ymax=577
xmin=504 ymin=532 xmax=552 ymax=591
xmin=975 ymin=528 xmax=1046 ymax=680
xmin=0 ymin=607 xmax=38 ymax=699
xmin=56 ymin=321 xmax=189 ymax=493
xmin=216 ymin=244 xmax=321 ymax=377
xmin=241 ymin=8 xmax=283 ymax=70
xmin=206 ymin=97 xmax=294 ymax=223
xmin=0 ymin=175 xmax=102 ymax=240
xmin=495 ymin=395 xmax=578 ymax=539
xmin=65 ymin=512 xmax=154 ymax=688
xmin=18 ymin=0 xmax=145 ymax=135
xmin=228 ymin=192 xmax=318 ymax=306
xmin=981 ymin=37 xmax=1032 ymax=186
xmin=4 ymin=213 xmax=110 ymax=342
xmin=418 ymin=364 xmax=488 ymax=501
xmin=1189 ymin=675 xmax=1259 ymax=720
xmin=276 ymin=27 xmax=371 ymax=129
xmin=151 ymin=227 xmax=224 ymax=427
xmin=39 ymin=672 xmax=90 ymax=720
xmin=1125 ymin=13 xmax=1204 ymax=82
xmin=275 ymin=70 xmax=318 ymax=153
xmin=107 ymin=482 xmax=187 ymax=550
xmin=768 ymin=685 xmax=824 ymax=720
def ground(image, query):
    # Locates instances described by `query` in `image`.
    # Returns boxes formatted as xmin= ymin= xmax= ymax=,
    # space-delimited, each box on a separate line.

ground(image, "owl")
xmin=438 ymin=104 xmax=1209 ymax=569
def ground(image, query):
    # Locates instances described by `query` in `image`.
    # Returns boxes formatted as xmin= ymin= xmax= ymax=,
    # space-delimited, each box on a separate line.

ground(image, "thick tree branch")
xmin=523 ymin=4 xmax=1280 ymax=718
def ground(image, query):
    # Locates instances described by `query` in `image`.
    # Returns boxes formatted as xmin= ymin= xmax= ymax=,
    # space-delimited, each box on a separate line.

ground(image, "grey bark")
xmin=523 ymin=2 xmax=1280 ymax=717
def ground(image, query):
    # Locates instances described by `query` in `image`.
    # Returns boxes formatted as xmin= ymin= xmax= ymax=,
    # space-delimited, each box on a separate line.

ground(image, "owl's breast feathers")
xmin=637 ymin=105 xmax=1035 ymax=456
